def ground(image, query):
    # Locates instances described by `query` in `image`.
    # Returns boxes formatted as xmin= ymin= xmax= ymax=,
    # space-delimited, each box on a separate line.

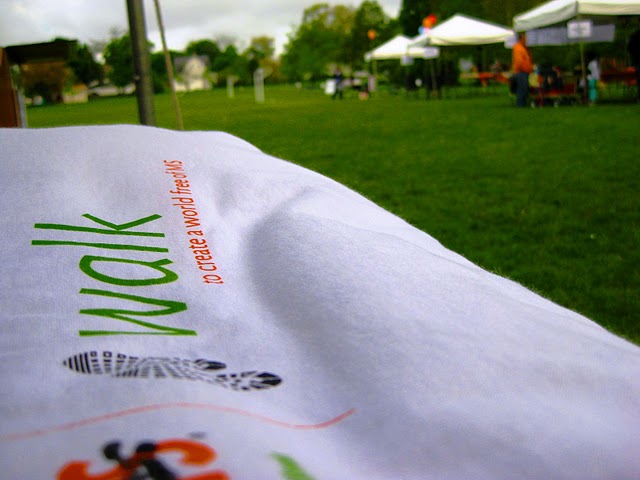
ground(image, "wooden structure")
xmin=0 ymin=40 xmax=76 ymax=127
xmin=0 ymin=48 xmax=20 ymax=127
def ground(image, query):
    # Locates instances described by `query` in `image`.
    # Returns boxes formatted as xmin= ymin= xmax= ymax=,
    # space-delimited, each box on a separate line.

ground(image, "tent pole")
xmin=373 ymin=60 xmax=378 ymax=96
xmin=578 ymin=14 xmax=587 ymax=104
xmin=438 ymin=56 xmax=444 ymax=99
xmin=422 ymin=59 xmax=428 ymax=100
xmin=430 ymin=58 xmax=437 ymax=100
xmin=579 ymin=41 xmax=587 ymax=103
xmin=481 ymin=46 xmax=487 ymax=72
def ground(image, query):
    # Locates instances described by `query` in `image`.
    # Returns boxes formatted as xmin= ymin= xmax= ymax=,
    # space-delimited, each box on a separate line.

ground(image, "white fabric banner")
xmin=0 ymin=125 xmax=638 ymax=480
xmin=526 ymin=23 xmax=616 ymax=45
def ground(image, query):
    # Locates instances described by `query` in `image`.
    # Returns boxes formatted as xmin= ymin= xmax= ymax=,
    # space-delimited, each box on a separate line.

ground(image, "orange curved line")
xmin=0 ymin=403 xmax=356 ymax=442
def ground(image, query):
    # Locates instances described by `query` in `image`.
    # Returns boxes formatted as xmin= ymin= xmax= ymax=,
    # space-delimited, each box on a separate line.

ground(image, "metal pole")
xmin=126 ymin=0 xmax=156 ymax=125
xmin=430 ymin=58 xmax=437 ymax=100
xmin=153 ymin=0 xmax=183 ymax=129
xmin=373 ymin=59 xmax=378 ymax=94
xmin=577 ymin=15 xmax=587 ymax=104
xmin=579 ymin=41 xmax=587 ymax=103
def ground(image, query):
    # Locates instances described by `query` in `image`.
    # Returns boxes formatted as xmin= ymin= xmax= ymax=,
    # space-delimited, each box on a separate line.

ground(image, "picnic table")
xmin=600 ymin=68 xmax=637 ymax=87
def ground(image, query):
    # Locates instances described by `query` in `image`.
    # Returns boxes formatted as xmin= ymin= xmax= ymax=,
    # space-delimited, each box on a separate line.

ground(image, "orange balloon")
xmin=423 ymin=14 xmax=437 ymax=29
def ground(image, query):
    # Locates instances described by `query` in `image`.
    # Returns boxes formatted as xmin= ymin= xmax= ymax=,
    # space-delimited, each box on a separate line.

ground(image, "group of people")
xmin=329 ymin=28 xmax=640 ymax=108
xmin=511 ymin=27 xmax=640 ymax=107
xmin=331 ymin=69 xmax=371 ymax=100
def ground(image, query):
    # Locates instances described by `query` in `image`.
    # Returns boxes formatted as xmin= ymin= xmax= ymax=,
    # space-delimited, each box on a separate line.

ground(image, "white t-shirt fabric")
xmin=587 ymin=59 xmax=601 ymax=81
xmin=0 ymin=125 xmax=638 ymax=480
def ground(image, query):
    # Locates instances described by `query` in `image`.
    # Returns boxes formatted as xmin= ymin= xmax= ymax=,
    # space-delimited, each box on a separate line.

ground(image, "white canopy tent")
xmin=409 ymin=14 xmax=516 ymax=47
xmin=513 ymin=0 xmax=640 ymax=100
xmin=362 ymin=35 xmax=439 ymax=95
xmin=365 ymin=34 xmax=439 ymax=61
xmin=406 ymin=14 xmax=515 ymax=95
xmin=514 ymin=0 xmax=640 ymax=31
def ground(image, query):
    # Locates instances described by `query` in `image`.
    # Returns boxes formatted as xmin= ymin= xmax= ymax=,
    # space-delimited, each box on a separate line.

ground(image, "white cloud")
xmin=0 ymin=0 xmax=402 ymax=55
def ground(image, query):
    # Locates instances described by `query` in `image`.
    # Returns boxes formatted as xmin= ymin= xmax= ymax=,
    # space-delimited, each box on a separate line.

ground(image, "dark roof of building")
xmin=4 ymin=39 xmax=77 ymax=64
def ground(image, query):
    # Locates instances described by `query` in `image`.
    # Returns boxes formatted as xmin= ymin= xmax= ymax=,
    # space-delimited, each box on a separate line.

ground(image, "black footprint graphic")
xmin=63 ymin=351 xmax=282 ymax=391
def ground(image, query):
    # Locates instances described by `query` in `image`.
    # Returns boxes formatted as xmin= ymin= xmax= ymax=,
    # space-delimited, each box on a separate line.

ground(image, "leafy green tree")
xmin=244 ymin=36 xmax=276 ymax=81
xmin=213 ymin=35 xmax=236 ymax=50
xmin=103 ymin=34 xmax=134 ymax=89
xmin=247 ymin=36 xmax=275 ymax=62
xmin=185 ymin=39 xmax=221 ymax=68
xmin=350 ymin=1 xmax=390 ymax=69
xmin=150 ymin=49 xmax=182 ymax=93
xmin=397 ymin=0 xmax=536 ymax=29
xmin=103 ymin=33 xmax=163 ymax=92
xmin=150 ymin=51 xmax=166 ymax=92
xmin=281 ymin=3 xmax=355 ymax=81
xmin=212 ymin=44 xmax=239 ymax=72
xmin=398 ymin=0 xmax=434 ymax=37
xmin=259 ymin=56 xmax=284 ymax=83
xmin=436 ymin=0 xmax=484 ymax=21
xmin=68 ymin=43 xmax=103 ymax=86
xmin=211 ymin=44 xmax=248 ymax=83
xmin=481 ymin=0 xmax=540 ymax=26
xmin=20 ymin=61 xmax=70 ymax=103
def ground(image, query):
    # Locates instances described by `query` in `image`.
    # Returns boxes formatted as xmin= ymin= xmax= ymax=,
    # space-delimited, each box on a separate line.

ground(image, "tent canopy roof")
xmin=410 ymin=14 xmax=515 ymax=46
xmin=365 ymin=34 xmax=435 ymax=61
xmin=514 ymin=0 xmax=640 ymax=31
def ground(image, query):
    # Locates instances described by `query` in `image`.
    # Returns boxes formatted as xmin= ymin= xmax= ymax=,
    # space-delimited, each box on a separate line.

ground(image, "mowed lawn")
xmin=27 ymin=85 xmax=640 ymax=344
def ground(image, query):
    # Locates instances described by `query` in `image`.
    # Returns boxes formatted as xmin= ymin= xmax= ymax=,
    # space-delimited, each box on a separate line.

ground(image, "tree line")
xmin=20 ymin=0 xmax=632 ymax=101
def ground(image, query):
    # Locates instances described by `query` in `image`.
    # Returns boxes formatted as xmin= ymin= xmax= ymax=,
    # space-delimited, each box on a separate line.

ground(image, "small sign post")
xmin=568 ymin=19 xmax=593 ymax=103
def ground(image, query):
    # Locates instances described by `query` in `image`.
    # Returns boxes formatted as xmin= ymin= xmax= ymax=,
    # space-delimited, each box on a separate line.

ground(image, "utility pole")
xmin=126 ymin=0 xmax=156 ymax=125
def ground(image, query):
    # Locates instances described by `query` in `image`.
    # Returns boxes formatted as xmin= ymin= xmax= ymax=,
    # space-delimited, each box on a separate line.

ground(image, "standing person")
xmin=628 ymin=27 xmax=640 ymax=101
xmin=512 ymin=33 xmax=533 ymax=107
xmin=586 ymin=52 xmax=600 ymax=105
xmin=332 ymin=68 xmax=344 ymax=100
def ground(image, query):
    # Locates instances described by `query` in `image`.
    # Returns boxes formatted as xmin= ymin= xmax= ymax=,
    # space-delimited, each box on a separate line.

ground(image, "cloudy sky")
xmin=0 ymin=0 xmax=402 ymax=56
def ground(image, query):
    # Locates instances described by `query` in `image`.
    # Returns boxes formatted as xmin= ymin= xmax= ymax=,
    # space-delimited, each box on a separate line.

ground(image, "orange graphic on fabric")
xmin=57 ymin=438 xmax=229 ymax=480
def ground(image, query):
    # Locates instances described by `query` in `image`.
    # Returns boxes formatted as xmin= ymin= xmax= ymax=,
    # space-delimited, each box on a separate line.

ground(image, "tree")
xmin=349 ymin=1 xmax=390 ymax=70
xmin=246 ymin=36 xmax=275 ymax=62
xmin=241 ymin=36 xmax=282 ymax=83
xmin=150 ymin=49 xmax=182 ymax=93
xmin=435 ymin=0 xmax=484 ymax=21
xmin=89 ymin=39 xmax=108 ymax=57
xmin=211 ymin=44 xmax=245 ymax=83
xmin=281 ymin=3 xmax=355 ymax=81
xmin=68 ymin=43 xmax=103 ymax=86
xmin=20 ymin=61 xmax=70 ymax=103
xmin=396 ymin=0 xmax=542 ymax=34
xmin=259 ymin=56 xmax=284 ymax=83
xmin=103 ymin=34 xmax=134 ymax=89
xmin=103 ymin=33 xmax=160 ymax=92
xmin=481 ymin=0 xmax=540 ymax=26
xmin=398 ymin=0 xmax=434 ymax=37
xmin=244 ymin=36 xmax=276 ymax=78
xmin=213 ymin=35 xmax=237 ymax=51
xmin=185 ymin=39 xmax=221 ymax=68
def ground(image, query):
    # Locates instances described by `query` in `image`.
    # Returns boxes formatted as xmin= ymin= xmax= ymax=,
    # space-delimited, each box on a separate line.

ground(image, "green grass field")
xmin=26 ymin=84 xmax=640 ymax=344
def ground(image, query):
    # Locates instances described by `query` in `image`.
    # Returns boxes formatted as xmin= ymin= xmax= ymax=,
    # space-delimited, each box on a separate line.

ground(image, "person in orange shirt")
xmin=512 ymin=33 xmax=533 ymax=107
